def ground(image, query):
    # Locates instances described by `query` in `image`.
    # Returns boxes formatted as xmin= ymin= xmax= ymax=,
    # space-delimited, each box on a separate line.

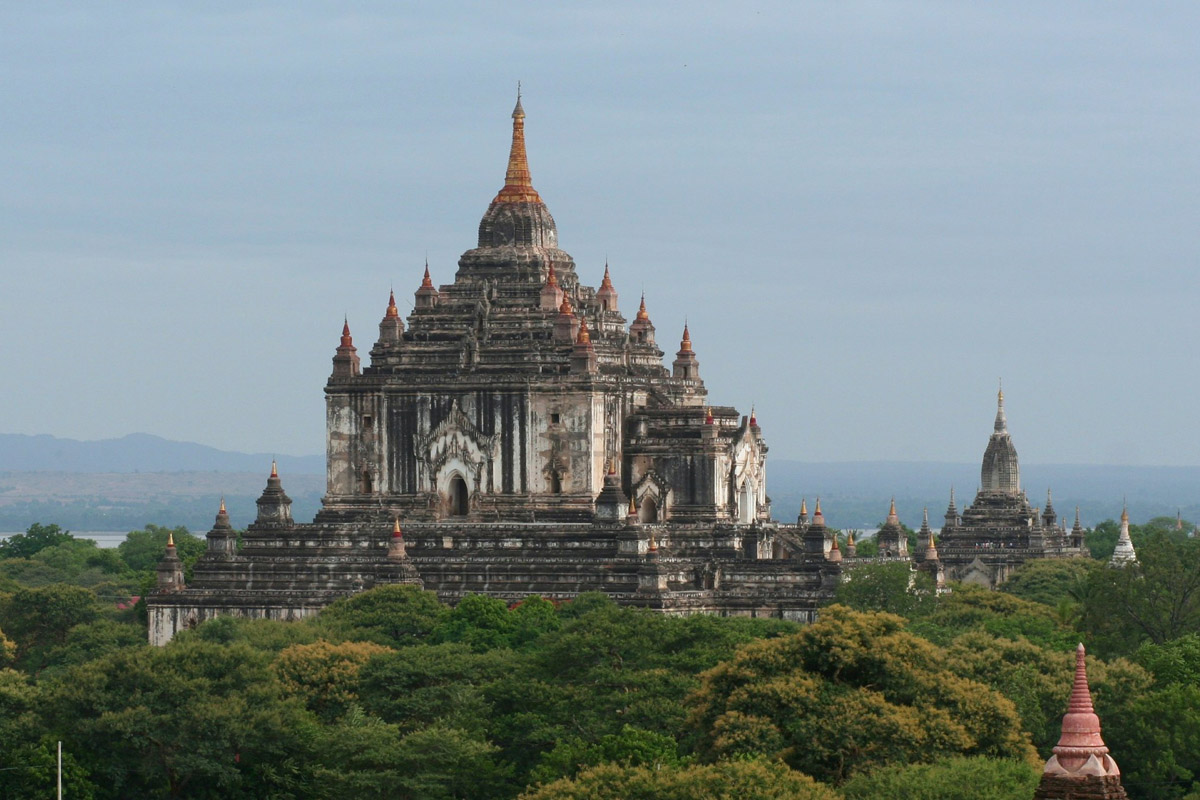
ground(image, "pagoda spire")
xmin=493 ymin=87 xmax=541 ymax=204
xmin=1035 ymin=644 xmax=1125 ymax=797
xmin=994 ymin=381 xmax=1008 ymax=433
xmin=1110 ymin=502 xmax=1137 ymax=566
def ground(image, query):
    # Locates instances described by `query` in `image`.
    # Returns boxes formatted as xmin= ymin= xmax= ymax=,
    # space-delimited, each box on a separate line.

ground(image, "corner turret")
xmin=331 ymin=319 xmax=361 ymax=379
xmin=255 ymin=461 xmax=293 ymax=527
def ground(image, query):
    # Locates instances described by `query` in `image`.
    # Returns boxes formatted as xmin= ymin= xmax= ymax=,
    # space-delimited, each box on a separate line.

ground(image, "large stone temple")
xmin=146 ymin=96 xmax=839 ymax=644
xmin=916 ymin=387 xmax=1088 ymax=587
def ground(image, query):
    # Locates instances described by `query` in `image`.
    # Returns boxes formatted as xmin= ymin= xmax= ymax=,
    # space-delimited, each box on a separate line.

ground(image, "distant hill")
xmin=770 ymin=460 xmax=1200 ymax=530
xmin=0 ymin=433 xmax=324 ymax=474
xmin=1 ymin=433 xmax=1197 ymax=534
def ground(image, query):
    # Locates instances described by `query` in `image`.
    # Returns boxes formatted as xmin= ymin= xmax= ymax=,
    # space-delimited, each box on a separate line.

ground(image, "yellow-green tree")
xmin=688 ymin=605 xmax=1036 ymax=784
xmin=274 ymin=639 xmax=392 ymax=720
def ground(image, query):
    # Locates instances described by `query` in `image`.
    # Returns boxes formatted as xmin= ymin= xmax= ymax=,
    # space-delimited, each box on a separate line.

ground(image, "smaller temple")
xmin=934 ymin=388 xmax=1088 ymax=587
xmin=1033 ymin=644 xmax=1127 ymax=799
xmin=1109 ymin=504 xmax=1138 ymax=566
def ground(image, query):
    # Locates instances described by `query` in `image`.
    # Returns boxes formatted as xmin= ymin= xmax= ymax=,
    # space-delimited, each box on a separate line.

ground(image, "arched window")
xmin=449 ymin=475 xmax=469 ymax=517
xmin=361 ymin=470 xmax=373 ymax=494
xmin=640 ymin=495 xmax=659 ymax=523
xmin=549 ymin=472 xmax=562 ymax=494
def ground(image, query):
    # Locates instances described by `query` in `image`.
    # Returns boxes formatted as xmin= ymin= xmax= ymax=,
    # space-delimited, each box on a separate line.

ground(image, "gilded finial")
xmin=495 ymin=90 xmax=540 ymax=203
xmin=559 ymin=295 xmax=573 ymax=315
xmin=576 ymin=318 xmax=591 ymax=345
xmin=219 ymin=496 xmax=226 ymax=514
xmin=705 ymin=407 xmax=714 ymax=425
xmin=393 ymin=517 xmax=402 ymax=537
xmin=270 ymin=459 xmax=278 ymax=479
xmin=680 ymin=322 xmax=692 ymax=351
xmin=167 ymin=531 xmax=175 ymax=548
xmin=636 ymin=293 xmax=649 ymax=321
xmin=800 ymin=498 xmax=807 ymax=517
xmin=545 ymin=263 xmax=558 ymax=287
xmin=340 ymin=319 xmax=353 ymax=347
xmin=386 ymin=289 xmax=399 ymax=318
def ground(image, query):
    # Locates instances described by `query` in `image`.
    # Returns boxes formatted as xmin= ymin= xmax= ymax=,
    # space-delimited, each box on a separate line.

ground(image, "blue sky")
xmin=2 ymin=3 xmax=1198 ymax=464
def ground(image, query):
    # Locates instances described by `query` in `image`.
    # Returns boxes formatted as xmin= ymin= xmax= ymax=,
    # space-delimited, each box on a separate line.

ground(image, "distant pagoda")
xmin=928 ymin=387 xmax=1088 ymax=587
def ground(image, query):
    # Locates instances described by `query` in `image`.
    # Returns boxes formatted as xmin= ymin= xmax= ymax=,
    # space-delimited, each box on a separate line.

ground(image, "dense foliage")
xmin=1 ymin=518 xmax=1199 ymax=798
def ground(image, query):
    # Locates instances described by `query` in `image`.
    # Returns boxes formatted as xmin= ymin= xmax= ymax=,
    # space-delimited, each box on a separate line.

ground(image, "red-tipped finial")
xmin=340 ymin=319 xmax=353 ymax=347
xmin=559 ymin=295 xmax=573 ymax=315
xmin=607 ymin=458 xmax=616 ymax=476
xmin=393 ymin=518 xmax=403 ymax=538
xmin=705 ymin=407 xmax=714 ymax=425
xmin=386 ymin=289 xmax=399 ymax=318
xmin=546 ymin=263 xmax=558 ymax=287
xmin=680 ymin=323 xmax=692 ymax=352
xmin=600 ymin=262 xmax=614 ymax=289
xmin=421 ymin=264 xmax=433 ymax=288
xmin=749 ymin=405 xmax=757 ymax=426
xmin=813 ymin=498 xmax=824 ymax=523
xmin=270 ymin=460 xmax=278 ymax=479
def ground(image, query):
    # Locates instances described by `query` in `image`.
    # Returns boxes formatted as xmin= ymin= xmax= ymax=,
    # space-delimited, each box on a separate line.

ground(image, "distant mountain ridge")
xmin=0 ymin=433 xmax=324 ymax=475
xmin=1 ymin=434 xmax=1196 ymax=531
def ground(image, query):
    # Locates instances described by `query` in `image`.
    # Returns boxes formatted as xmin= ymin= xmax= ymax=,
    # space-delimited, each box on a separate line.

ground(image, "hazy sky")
xmin=3 ymin=3 xmax=1199 ymax=465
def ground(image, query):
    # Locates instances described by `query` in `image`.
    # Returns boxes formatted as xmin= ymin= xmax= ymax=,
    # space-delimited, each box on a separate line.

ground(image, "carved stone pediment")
xmin=415 ymin=400 xmax=498 ymax=479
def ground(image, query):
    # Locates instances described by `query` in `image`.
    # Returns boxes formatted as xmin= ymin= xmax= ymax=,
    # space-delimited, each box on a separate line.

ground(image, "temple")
xmin=145 ymin=95 xmax=839 ymax=645
xmin=920 ymin=387 xmax=1088 ymax=587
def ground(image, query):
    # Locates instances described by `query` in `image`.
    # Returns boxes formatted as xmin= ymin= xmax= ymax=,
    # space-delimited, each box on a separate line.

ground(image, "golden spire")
xmin=559 ymin=295 xmax=573 ymax=315
xmin=493 ymin=88 xmax=542 ymax=204
xmin=847 ymin=530 xmax=855 ymax=546
xmin=340 ymin=319 xmax=353 ymax=347
xmin=600 ymin=263 xmax=614 ymax=290
xmin=576 ymin=318 xmax=591 ymax=344
xmin=636 ymin=294 xmax=649 ymax=321
xmin=628 ymin=494 xmax=637 ymax=515
xmin=800 ymin=498 xmax=808 ymax=517
xmin=167 ymin=531 xmax=175 ymax=548
xmin=421 ymin=263 xmax=433 ymax=289
xmin=270 ymin=459 xmax=278 ymax=479
xmin=219 ymin=496 xmax=226 ymax=514
xmin=386 ymin=289 xmax=399 ymax=318
xmin=393 ymin=517 xmax=402 ymax=537
xmin=705 ymin=407 xmax=714 ymax=425
xmin=545 ymin=263 xmax=558 ymax=287
xmin=680 ymin=323 xmax=692 ymax=352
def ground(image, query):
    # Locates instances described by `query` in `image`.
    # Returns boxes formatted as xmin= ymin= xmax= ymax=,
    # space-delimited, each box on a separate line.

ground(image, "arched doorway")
xmin=449 ymin=475 xmax=469 ymax=517
xmin=549 ymin=472 xmax=562 ymax=494
xmin=640 ymin=495 xmax=658 ymax=523
xmin=738 ymin=481 xmax=755 ymax=524
xmin=361 ymin=470 xmax=373 ymax=494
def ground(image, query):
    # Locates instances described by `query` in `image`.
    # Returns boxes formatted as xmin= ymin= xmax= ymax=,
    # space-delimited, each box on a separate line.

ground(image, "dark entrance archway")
xmin=640 ymin=495 xmax=659 ymax=523
xmin=449 ymin=475 xmax=469 ymax=517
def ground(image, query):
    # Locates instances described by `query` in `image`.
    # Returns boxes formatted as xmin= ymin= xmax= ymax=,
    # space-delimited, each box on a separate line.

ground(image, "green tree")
xmin=0 ymin=583 xmax=99 ymax=666
xmin=1080 ymin=533 xmax=1200 ymax=654
xmin=314 ymin=584 xmax=447 ymax=647
xmin=910 ymin=584 xmax=1079 ymax=650
xmin=840 ymin=756 xmax=1039 ymax=800
xmin=0 ymin=523 xmax=74 ymax=560
xmin=118 ymin=525 xmax=201 ymax=572
xmin=273 ymin=638 xmax=393 ymax=720
xmin=1000 ymin=557 xmax=1095 ymax=608
xmin=688 ymin=605 xmax=1036 ymax=784
xmin=39 ymin=637 xmax=317 ymax=799
xmin=835 ymin=561 xmax=936 ymax=617
xmin=356 ymin=642 xmax=513 ymax=735
xmin=1135 ymin=634 xmax=1200 ymax=685
xmin=519 ymin=758 xmax=840 ymax=800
